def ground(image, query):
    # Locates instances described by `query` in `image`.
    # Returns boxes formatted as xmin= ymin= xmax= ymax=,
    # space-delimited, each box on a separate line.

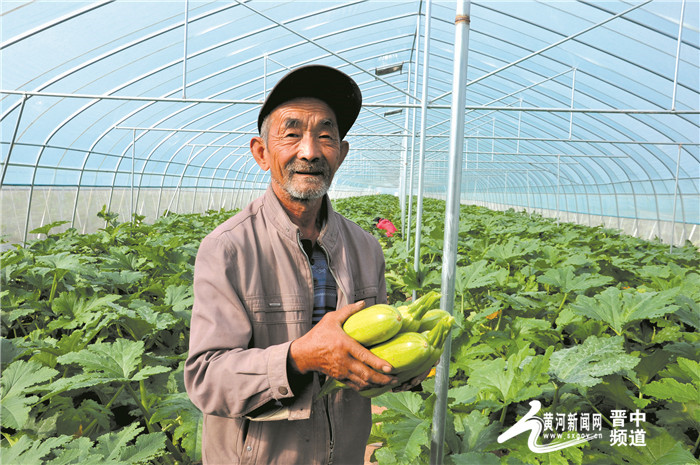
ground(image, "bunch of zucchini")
xmin=319 ymin=291 xmax=455 ymax=398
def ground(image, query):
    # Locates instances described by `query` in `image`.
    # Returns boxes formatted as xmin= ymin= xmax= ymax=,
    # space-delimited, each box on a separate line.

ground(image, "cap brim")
xmin=257 ymin=65 xmax=362 ymax=140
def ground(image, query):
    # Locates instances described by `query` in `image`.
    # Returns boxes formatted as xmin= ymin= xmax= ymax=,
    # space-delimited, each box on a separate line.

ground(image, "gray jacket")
xmin=185 ymin=186 xmax=387 ymax=464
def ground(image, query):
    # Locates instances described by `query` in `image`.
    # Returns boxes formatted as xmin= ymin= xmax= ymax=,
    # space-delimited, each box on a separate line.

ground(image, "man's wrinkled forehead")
xmin=268 ymin=98 xmax=339 ymax=131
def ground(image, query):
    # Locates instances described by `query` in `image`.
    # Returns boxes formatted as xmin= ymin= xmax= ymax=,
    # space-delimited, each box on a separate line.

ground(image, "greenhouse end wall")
xmin=460 ymin=198 xmax=698 ymax=248
xmin=2 ymin=187 xmax=697 ymax=249
xmin=0 ymin=187 xmax=375 ymax=247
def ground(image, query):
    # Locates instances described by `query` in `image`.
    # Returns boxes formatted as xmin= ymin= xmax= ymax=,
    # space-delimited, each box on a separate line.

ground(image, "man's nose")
xmin=297 ymin=135 xmax=321 ymax=161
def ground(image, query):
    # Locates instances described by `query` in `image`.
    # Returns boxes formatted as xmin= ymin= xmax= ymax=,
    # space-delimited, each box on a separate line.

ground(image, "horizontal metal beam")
xmin=2 ymin=90 xmax=697 ymax=115
xmin=350 ymin=133 xmax=699 ymax=146
xmin=0 ymin=89 xmax=262 ymax=105
xmin=115 ymin=125 xmax=254 ymax=134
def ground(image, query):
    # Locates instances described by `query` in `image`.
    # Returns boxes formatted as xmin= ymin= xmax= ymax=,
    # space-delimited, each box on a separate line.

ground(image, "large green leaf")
xmin=537 ymin=266 xmax=613 ymax=294
xmin=549 ymin=335 xmax=639 ymax=388
xmin=35 ymin=252 xmax=85 ymax=274
xmin=455 ymin=260 xmax=500 ymax=292
xmin=164 ymin=284 xmax=194 ymax=313
xmin=45 ymin=426 xmax=167 ymax=465
xmin=49 ymin=339 xmax=170 ymax=395
xmin=570 ymin=287 xmax=679 ymax=335
xmin=94 ymin=423 xmax=167 ymax=464
xmin=510 ymin=317 xmax=558 ymax=349
xmin=642 ymin=357 xmax=699 ymax=405
xmin=1 ymin=435 xmax=71 ymax=465
xmin=102 ymin=247 xmax=146 ymax=271
xmin=372 ymin=391 xmax=431 ymax=463
xmin=117 ymin=431 xmax=168 ymax=464
xmin=484 ymin=238 xmax=538 ymax=266
xmin=96 ymin=270 xmax=145 ymax=291
xmin=58 ymin=339 xmax=148 ymax=379
xmin=1 ymin=360 xmax=58 ymax=429
xmin=48 ymin=292 xmax=120 ymax=331
xmin=117 ymin=300 xmax=180 ymax=340
xmin=467 ymin=346 xmax=551 ymax=406
xmin=633 ymin=349 xmax=672 ymax=387
xmin=151 ymin=392 xmax=202 ymax=458
xmin=46 ymin=437 xmax=101 ymax=465
xmin=1 ymin=337 xmax=24 ymax=366
xmin=643 ymin=378 xmax=697 ymax=404
xmin=452 ymin=410 xmax=500 ymax=454
xmin=29 ymin=221 xmax=69 ymax=236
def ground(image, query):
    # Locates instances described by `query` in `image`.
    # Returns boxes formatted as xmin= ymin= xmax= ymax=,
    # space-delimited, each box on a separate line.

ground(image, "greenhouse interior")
xmin=1 ymin=1 xmax=699 ymax=465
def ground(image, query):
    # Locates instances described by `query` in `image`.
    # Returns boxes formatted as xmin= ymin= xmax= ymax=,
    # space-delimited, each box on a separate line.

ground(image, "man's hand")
xmin=289 ymin=301 xmax=397 ymax=391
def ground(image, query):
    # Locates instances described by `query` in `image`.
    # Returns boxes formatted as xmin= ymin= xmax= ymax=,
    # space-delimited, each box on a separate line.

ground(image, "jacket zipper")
xmin=318 ymin=241 xmax=343 ymax=464
xmin=296 ymin=234 xmax=336 ymax=463
xmin=324 ymin=393 xmax=335 ymax=464
xmin=300 ymin=236 xmax=343 ymax=463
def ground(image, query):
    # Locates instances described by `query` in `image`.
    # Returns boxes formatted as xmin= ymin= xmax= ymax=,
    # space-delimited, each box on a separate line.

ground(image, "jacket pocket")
xmin=245 ymin=294 xmax=307 ymax=324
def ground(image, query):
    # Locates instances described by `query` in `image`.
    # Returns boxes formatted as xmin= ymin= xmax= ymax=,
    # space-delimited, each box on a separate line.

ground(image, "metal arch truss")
xmin=0 ymin=0 xmax=698 ymax=248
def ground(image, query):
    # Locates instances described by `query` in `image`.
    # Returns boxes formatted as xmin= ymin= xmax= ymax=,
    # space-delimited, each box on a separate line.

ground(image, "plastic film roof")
xmin=1 ymin=1 xmax=699 ymax=237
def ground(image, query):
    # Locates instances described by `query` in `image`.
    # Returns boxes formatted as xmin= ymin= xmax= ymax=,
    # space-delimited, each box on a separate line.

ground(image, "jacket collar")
xmin=262 ymin=185 xmax=339 ymax=251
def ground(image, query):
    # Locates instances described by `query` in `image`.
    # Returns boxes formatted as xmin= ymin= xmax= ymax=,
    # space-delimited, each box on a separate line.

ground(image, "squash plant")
xmin=334 ymin=196 xmax=699 ymax=465
xmin=2 ymin=196 xmax=698 ymax=465
xmin=1 ymin=208 xmax=237 ymax=464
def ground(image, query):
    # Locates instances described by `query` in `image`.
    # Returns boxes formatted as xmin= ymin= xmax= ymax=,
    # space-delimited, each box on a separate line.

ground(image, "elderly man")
xmin=185 ymin=65 xmax=397 ymax=464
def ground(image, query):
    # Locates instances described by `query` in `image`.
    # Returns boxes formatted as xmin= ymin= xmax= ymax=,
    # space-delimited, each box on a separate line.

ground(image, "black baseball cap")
xmin=257 ymin=65 xmax=362 ymax=140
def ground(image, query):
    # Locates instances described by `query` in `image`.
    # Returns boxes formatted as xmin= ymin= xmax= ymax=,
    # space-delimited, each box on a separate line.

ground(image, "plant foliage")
xmin=2 ymin=208 xmax=237 ymax=464
xmin=334 ymin=195 xmax=699 ymax=465
xmin=2 ymin=196 xmax=699 ymax=464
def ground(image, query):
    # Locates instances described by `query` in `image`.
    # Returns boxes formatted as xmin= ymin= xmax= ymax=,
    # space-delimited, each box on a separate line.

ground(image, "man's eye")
xmin=285 ymin=132 xmax=300 ymax=138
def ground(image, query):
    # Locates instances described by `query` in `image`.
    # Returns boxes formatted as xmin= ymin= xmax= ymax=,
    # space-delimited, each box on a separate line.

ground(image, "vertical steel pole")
xmin=400 ymin=61 xmax=412 ymax=236
xmin=182 ymin=0 xmax=190 ymax=98
xmin=430 ymin=1 xmax=470 ymax=464
xmin=412 ymin=0 xmax=433 ymax=295
xmin=516 ymin=98 xmax=522 ymax=155
xmin=407 ymin=10 xmax=422 ymax=256
xmin=131 ymin=129 xmax=136 ymax=222
xmin=670 ymin=144 xmax=682 ymax=251
xmin=671 ymin=0 xmax=686 ymax=110
xmin=556 ymin=153 xmax=560 ymax=225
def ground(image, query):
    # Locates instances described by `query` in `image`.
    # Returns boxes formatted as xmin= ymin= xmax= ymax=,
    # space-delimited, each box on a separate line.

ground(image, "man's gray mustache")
xmin=286 ymin=162 xmax=330 ymax=176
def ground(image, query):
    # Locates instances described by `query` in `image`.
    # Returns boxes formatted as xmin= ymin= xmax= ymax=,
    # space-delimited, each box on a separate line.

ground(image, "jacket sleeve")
xmin=184 ymin=234 xmax=299 ymax=419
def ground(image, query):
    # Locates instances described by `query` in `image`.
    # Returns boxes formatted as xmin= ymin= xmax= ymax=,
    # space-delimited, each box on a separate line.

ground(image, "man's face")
xmin=252 ymin=98 xmax=349 ymax=202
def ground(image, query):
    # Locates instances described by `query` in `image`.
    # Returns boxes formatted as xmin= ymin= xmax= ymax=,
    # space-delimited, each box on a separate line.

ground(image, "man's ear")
xmin=250 ymin=136 xmax=270 ymax=171
xmin=338 ymin=140 xmax=350 ymax=166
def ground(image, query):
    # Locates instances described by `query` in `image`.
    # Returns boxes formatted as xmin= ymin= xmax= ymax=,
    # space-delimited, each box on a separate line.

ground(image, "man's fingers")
xmin=342 ymin=367 xmax=396 ymax=391
xmin=348 ymin=341 xmax=393 ymax=375
xmin=334 ymin=300 xmax=366 ymax=323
